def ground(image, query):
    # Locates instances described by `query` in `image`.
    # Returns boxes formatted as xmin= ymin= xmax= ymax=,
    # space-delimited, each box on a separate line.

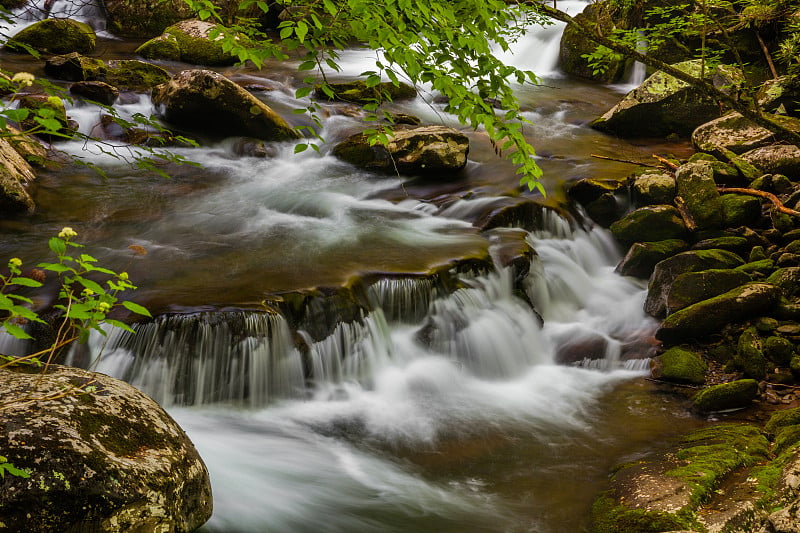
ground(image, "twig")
xmin=590 ymin=153 xmax=657 ymax=167
xmin=653 ymin=154 xmax=679 ymax=170
xmin=674 ymin=196 xmax=698 ymax=231
xmin=0 ymin=378 xmax=97 ymax=412
xmin=755 ymin=30 xmax=779 ymax=79
xmin=718 ymin=187 xmax=800 ymax=216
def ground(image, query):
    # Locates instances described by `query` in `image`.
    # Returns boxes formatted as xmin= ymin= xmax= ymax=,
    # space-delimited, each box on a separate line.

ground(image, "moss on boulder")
xmin=6 ymin=18 xmax=96 ymax=55
xmin=693 ymin=112 xmax=800 ymax=157
xmin=609 ymin=205 xmax=687 ymax=244
xmin=736 ymin=326 xmax=767 ymax=380
xmin=675 ymin=159 xmax=724 ymax=229
xmin=616 ymin=239 xmax=689 ymax=279
xmin=136 ymin=19 xmax=239 ymax=66
xmin=651 ymin=346 xmax=707 ymax=384
xmin=630 ymin=168 xmax=676 ymax=206
xmin=314 ymin=80 xmax=417 ymax=104
xmin=105 ymin=0 xmax=195 ymax=38
xmin=656 ymin=282 xmax=781 ymax=343
xmin=44 ymin=52 xmax=107 ymax=82
xmin=720 ymin=193 xmax=763 ymax=227
xmin=666 ymin=268 xmax=752 ymax=314
xmin=105 ymin=60 xmax=171 ymax=92
xmin=693 ymin=380 xmax=760 ymax=412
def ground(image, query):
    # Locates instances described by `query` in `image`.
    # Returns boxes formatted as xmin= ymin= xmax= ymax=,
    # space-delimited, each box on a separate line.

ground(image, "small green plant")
xmin=0 ymin=455 xmax=30 ymax=479
xmin=0 ymin=227 xmax=151 ymax=370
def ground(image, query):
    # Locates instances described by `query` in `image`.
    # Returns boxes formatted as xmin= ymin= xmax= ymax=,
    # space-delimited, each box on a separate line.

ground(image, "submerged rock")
xmin=0 ymin=364 xmax=212 ymax=531
xmin=6 ymin=18 xmax=96 ymax=55
xmin=590 ymin=60 xmax=742 ymax=137
xmin=332 ymin=125 xmax=469 ymax=176
xmin=152 ymin=69 xmax=299 ymax=141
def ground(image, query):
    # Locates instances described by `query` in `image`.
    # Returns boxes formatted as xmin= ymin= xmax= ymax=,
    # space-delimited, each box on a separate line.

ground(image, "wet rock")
xmin=765 ymin=336 xmax=795 ymax=366
xmin=736 ymin=326 xmax=767 ymax=380
xmin=590 ymin=60 xmax=742 ymax=137
xmin=720 ymin=193 xmax=763 ymax=228
xmin=0 ymin=365 xmax=212 ymax=531
xmin=567 ymin=177 xmax=624 ymax=226
xmin=751 ymin=173 xmax=794 ymax=195
xmin=675 ymin=159 xmax=724 ymax=229
xmin=232 ymin=138 xmax=278 ymax=158
xmin=666 ymin=268 xmax=752 ymax=314
xmin=136 ymin=19 xmax=239 ymax=66
xmin=692 ymin=112 xmax=800 ymax=156
xmin=5 ymin=126 xmax=47 ymax=167
xmin=151 ymin=69 xmax=299 ymax=141
xmin=656 ymin=283 xmax=781 ymax=343
xmin=5 ymin=18 xmax=96 ymax=55
xmin=688 ymin=152 xmax=741 ymax=185
xmin=646 ymin=249 xmax=746 ymax=318
xmin=758 ymin=76 xmax=800 ymax=117
xmin=104 ymin=0 xmax=195 ymax=38
xmin=70 ymin=81 xmax=120 ymax=105
xmin=616 ymin=239 xmax=689 ymax=279
xmin=651 ymin=346 xmax=707 ymax=384
xmin=690 ymin=236 xmax=750 ymax=256
xmin=44 ymin=53 xmax=107 ymax=82
xmin=0 ymin=136 xmax=36 ymax=215
xmin=105 ymin=60 xmax=171 ymax=92
xmin=736 ymin=259 xmax=776 ymax=276
xmin=332 ymin=125 xmax=469 ymax=176
xmin=485 ymin=227 xmax=535 ymax=284
xmin=609 ymin=205 xmax=687 ymax=244
xmin=693 ymin=379 xmax=760 ymax=412
xmin=768 ymin=268 xmax=800 ymax=297
xmin=314 ymin=80 xmax=417 ymax=104
xmin=631 ymin=168 xmax=676 ymax=206
xmin=741 ymin=144 xmax=800 ymax=180
xmin=473 ymin=198 xmax=549 ymax=232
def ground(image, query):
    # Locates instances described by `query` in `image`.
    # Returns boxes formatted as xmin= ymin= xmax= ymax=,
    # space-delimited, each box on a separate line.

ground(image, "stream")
xmin=0 ymin=2 xmax=709 ymax=531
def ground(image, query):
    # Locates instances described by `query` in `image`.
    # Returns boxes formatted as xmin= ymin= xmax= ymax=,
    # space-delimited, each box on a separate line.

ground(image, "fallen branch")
xmin=718 ymin=186 xmax=800 ymax=216
xmin=674 ymin=196 xmax=698 ymax=231
xmin=653 ymin=154 xmax=679 ymax=170
xmin=590 ymin=153 xmax=657 ymax=167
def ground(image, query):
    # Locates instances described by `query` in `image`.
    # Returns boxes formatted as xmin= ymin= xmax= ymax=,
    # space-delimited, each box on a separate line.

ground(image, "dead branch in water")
xmin=590 ymin=153 xmax=658 ymax=167
xmin=718 ymin=187 xmax=800 ymax=216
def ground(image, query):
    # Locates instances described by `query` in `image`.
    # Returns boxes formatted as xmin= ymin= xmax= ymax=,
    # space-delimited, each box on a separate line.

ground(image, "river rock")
xmin=666 ymin=268 xmax=752 ymax=314
xmin=768 ymin=268 xmax=800 ymax=297
xmin=314 ymin=80 xmax=417 ymax=104
xmin=692 ymin=112 xmax=800 ymax=156
xmin=616 ymin=239 xmax=689 ymax=279
xmin=609 ymin=205 xmax=687 ymax=244
xmin=136 ymin=19 xmax=239 ymax=66
xmin=631 ymin=168 xmax=676 ymax=206
xmin=688 ymin=152 xmax=742 ymax=185
xmin=332 ymin=125 xmax=469 ymax=176
xmin=590 ymin=60 xmax=742 ymax=137
xmin=646 ymin=249 xmax=746 ymax=317
xmin=6 ymin=18 xmax=96 ymax=55
xmin=151 ymin=69 xmax=299 ymax=141
xmin=566 ymin=177 xmax=624 ymax=226
xmin=651 ymin=346 xmax=707 ymax=384
xmin=105 ymin=0 xmax=195 ymax=38
xmin=656 ymin=282 xmax=781 ymax=343
xmin=0 ymin=136 xmax=36 ymax=214
xmin=675 ymin=159 xmax=724 ymax=229
xmin=0 ymin=364 xmax=212 ymax=531
xmin=692 ymin=379 xmax=760 ymax=412
xmin=44 ymin=52 xmax=107 ymax=82
xmin=758 ymin=76 xmax=800 ymax=117
xmin=721 ymin=193 xmax=763 ymax=227
xmin=736 ymin=326 xmax=768 ymax=380
xmin=740 ymin=144 xmax=800 ymax=180
xmin=765 ymin=336 xmax=795 ymax=366
xmin=690 ymin=236 xmax=750 ymax=256
xmin=70 ymin=81 xmax=120 ymax=105
xmin=105 ymin=60 xmax=172 ymax=92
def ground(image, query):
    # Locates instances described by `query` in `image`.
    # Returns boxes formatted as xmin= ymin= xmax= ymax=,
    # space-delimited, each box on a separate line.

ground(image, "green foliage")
xmin=0 ymin=455 xmax=30 ymax=479
xmin=183 ymin=0 xmax=549 ymax=193
xmin=0 ymin=228 xmax=150 ymax=369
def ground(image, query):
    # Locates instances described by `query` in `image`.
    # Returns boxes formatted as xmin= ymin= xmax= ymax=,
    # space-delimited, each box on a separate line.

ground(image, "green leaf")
xmin=294 ymin=143 xmax=309 ymax=153
xmin=2 ymin=322 xmax=32 ymax=340
xmin=3 ymin=108 xmax=29 ymax=122
xmin=104 ymin=319 xmax=135 ymax=333
xmin=48 ymin=237 xmax=66 ymax=256
xmin=9 ymin=277 xmax=42 ymax=288
xmin=296 ymin=20 xmax=308 ymax=42
xmin=122 ymin=301 xmax=152 ymax=318
xmin=76 ymin=277 xmax=105 ymax=295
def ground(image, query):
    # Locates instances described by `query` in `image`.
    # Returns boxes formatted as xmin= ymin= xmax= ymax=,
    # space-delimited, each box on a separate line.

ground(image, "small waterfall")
xmin=2 ymin=0 xmax=106 ymax=37
xmin=89 ymin=311 xmax=305 ymax=408
xmin=367 ymin=277 xmax=440 ymax=323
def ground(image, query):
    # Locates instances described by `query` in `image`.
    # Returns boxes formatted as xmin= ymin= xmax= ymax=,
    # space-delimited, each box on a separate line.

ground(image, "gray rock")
xmin=609 ymin=205 xmax=687 ymax=244
xmin=693 ymin=112 xmax=800 ymax=156
xmin=675 ymin=160 xmax=724 ymax=229
xmin=741 ymin=144 xmax=800 ymax=180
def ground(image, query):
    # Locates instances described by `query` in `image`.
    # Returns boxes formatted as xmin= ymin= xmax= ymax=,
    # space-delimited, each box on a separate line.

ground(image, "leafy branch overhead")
xmin=184 ymin=0 xmax=551 ymax=193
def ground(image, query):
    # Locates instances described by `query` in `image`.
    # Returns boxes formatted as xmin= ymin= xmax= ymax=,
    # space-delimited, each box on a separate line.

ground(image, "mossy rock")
xmin=767 ymin=268 xmax=800 ymax=297
xmin=688 ymin=152 xmax=741 ymax=184
xmin=675 ymin=159 xmax=724 ymax=229
xmin=693 ymin=112 xmax=800 ymax=157
xmin=735 ymin=259 xmax=775 ymax=276
xmin=609 ymin=205 xmax=687 ymax=245
xmin=720 ymin=193 xmax=762 ymax=228
xmin=314 ymin=80 xmax=417 ymax=104
xmin=666 ymin=268 xmax=751 ymax=314
xmin=656 ymin=282 xmax=780 ymax=343
xmin=0 ymin=136 xmax=36 ymax=215
xmin=692 ymin=379 xmax=760 ymax=412
xmin=104 ymin=0 xmax=195 ymax=38
xmin=741 ymin=144 xmax=800 ymax=180
xmin=630 ymin=168 xmax=676 ymax=206
xmin=764 ymin=336 xmax=795 ymax=366
xmin=645 ymin=249 xmax=746 ymax=318
xmin=135 ymin=33 xmax=182 ymax=62
xmin=691 ymin=236 xmax=750 ymax=256
xmin=736 ymin=326 xmax=767 ymax=380
xmin=152 ymin=19 xmax=239 ymax=66
xmin=105 ymin=60 xmax=171 ymax=92
xmin=44 ymin=52 xmax=107 ymax=82
xmin=16 ymin=95 xmax=74 ymax=141
xmin=6 ymin=18 xmax=96 ymax=55
xmin=651 ymin=346 xmax=707 ymax=384
xmin=616 ymin=239 xmax=688 ymax=279
xmin=766 ymin=407 xmax=800 ymax=435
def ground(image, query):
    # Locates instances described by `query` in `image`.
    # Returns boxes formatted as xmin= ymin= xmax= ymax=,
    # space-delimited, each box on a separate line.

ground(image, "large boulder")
xmin=656 ymin=282 xmax=781 ymax=343
xmin=151 ymin=69 xmax=299 ymax=141
xmin=136 ymin=19 xmax=239 ymax=66
xmin=609 ymin=205 xmax=688 ymax=244
xmin=6 ymin=18 xmax=96 ymax=55
xmin=666 ymin=268 xmax=752 ymax=314
xmin=332 ymin=125 xmax=470 ymax=176
xmin=616 ymin=239 xmax=688 ymax=279
xmin=720 ymin=193 xmax=763 ymax=227
xmin=104 ymin=0 xmax=195 ymax=38
xmin=740 ymin=144 xmax=800 ymax=180
xmin=692 ymin=379 xmax=760 ymax=412
xmin=651 ymin=346 xmax=707 ymax=384
xmin=0 ymin=136 xmax=36 ymax=215
xmin=630 ymin=168 xmax=676 ymax=206
xmin=44 ymin=53 xmax=107 ymax=82
xmin=675 ymin=159 xmax=724 ymax=229
xmin=692 ymin=112 xmax=800 ymax=156
xmin=590 ymin=60 xmax=742 ymax=137
xmin=0 ymin=364 xmax=212 ymax=531
xmin=645 ymin=249 xmax=746 ymax=318
xmin=105 ymin=60 xmax=171 ymax=92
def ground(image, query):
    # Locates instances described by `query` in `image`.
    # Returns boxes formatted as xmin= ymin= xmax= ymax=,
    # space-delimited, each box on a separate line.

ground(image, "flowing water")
xmin=0 ymin=2 xmax=705 ymax=531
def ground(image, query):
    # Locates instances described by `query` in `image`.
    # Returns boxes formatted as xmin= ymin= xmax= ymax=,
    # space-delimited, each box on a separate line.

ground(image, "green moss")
xmin=314 ymin=80 xmax=417 ymax=104
xmin=590 ymin=493 xmax=695 ymax=533
xmin=135 ymin=34 xmax=182 ymax=62
xmin=656 ymin=346 xmax=707 ymax=384
xmin=105 ymin=60 xmax=171 ymax=92
xmin=766 ymin=407 xmax=800 ymax=435
xmin=692 ymin=379 xmax=759 ymax=413
xmin=7 ymin=18 xmax=96 ymax=55
xmin=773 ymin=425 xmax=800 ymax=456
xmin=609 ymin=205 xmax=687 ymax=243
xmin=764 ymin=336 xmax=795 ymax=365
xmin=735 ymin=259 xmax=775 ymax=275
xmin=164 ymin=21 xmax=238 ymax=66
xmin=75 ymin=404 xmax=168 ymax=458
